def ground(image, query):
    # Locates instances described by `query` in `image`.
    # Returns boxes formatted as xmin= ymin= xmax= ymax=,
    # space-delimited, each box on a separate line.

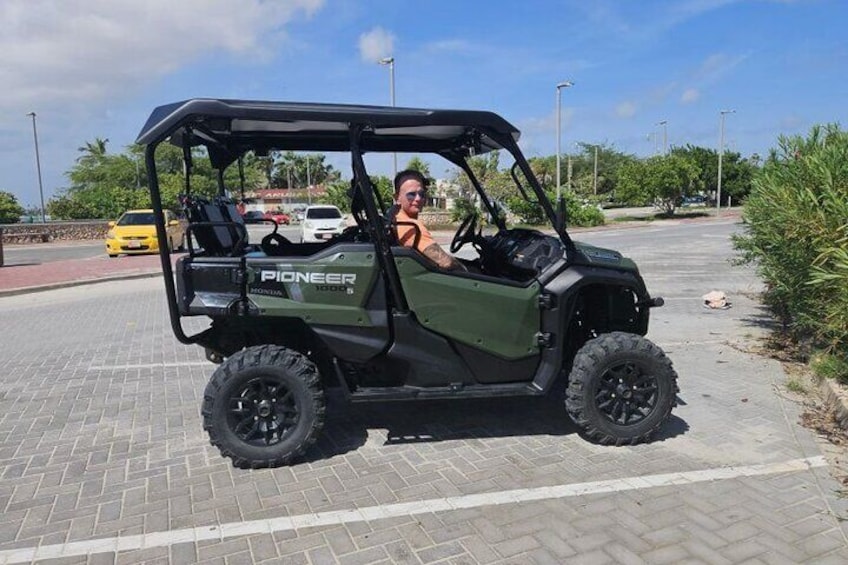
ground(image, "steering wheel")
xmin=450 ymin=214 xmax=479 ymax=253
xmin=261 ymin=232 xmax=293 ymax=256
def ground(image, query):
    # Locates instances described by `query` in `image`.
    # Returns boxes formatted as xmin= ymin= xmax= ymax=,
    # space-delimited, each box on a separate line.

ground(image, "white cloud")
xmin=519 ymin=108 xmax=575 ymax=136
xmin=0 ymin=0 xmax=324 ymax=114
xmin=681 ymin=88 xmax=700 ymax=103
xmin=616 ymin=101 xmax=637 ymax=118
xmin=693 ymin=52 xmax=750 ymax=84
xmin=358 ymin=27 xmax=395 ymax=63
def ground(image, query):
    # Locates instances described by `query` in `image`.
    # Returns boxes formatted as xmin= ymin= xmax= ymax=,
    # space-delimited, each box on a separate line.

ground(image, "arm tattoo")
xmin=422 ymin=243 xmax=466 ymax=271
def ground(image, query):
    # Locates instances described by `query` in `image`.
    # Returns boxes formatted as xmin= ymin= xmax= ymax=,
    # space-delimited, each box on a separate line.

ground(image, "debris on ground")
xmin=703 ymin=290 xmax=731 ymax=309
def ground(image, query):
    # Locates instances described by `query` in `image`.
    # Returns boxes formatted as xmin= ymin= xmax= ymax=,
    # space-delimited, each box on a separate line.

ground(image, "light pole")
xmin=555 ymin=80 xmax=574 ymax=202
xmin=593 ymin=145 xmax=599 ymax=195
xmin=716 ymin=109 xmax=736 ymax=216
xmin=305 ymin=155 xmax=312 ymax=205
xmin=378 ymin=56 xmax=397 ymax=178
xmin=26 ymin=112 xmax=46 ymax=223
xmin=647 ymin=131 xmax=658 ymax=155
xmin=657 ymin=120 xmax=668 ymax=155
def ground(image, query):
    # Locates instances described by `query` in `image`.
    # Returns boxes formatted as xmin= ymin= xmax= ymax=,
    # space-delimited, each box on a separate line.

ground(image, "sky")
xmin=1 ymin=0 xmax=846 ymax=208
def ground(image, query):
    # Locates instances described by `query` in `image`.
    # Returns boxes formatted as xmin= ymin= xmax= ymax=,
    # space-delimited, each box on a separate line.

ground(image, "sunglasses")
xmin=404 ymin=190 xmax=428 ymax=201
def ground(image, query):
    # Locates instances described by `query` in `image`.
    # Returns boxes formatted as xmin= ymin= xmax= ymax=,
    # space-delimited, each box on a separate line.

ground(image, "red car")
xmin=263 ymin=210 xmax=290 ymax=225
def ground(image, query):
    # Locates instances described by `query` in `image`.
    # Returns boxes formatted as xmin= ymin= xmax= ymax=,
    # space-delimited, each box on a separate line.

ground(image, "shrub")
xmin=506 ymin=191 xmax=604 ymax=227
xmin=451 ymin=197 xmax=479 ymax=223
xmin=0 ymin=191 xmax=24 ymax=224
xmin=734 ymin=124 xmax=848 ymax=357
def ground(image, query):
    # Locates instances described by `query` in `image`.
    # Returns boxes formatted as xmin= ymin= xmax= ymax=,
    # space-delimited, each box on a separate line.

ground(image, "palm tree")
xmin=76 ymin=138 xmax=109 ymax=164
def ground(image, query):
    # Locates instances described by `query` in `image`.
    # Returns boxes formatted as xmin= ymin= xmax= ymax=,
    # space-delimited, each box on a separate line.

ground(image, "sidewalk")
xmin=0 ymin=209 xmax=741 ymax=297
xmin=0 ymin=253 xmax=174 ymax=296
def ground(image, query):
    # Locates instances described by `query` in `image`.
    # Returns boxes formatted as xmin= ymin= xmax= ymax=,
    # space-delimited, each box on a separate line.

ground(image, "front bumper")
xmin=105 ymin=237 xmax=160 ymax=255
xmin=302 ymin=229 xmax=342 ymax=243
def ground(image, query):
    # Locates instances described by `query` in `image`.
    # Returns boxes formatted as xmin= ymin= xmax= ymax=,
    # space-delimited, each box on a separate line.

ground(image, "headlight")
xmin=106 ymin=230 xmax=115 ymax=239
xmin=305 ymin=221 xmax=313 ymax=229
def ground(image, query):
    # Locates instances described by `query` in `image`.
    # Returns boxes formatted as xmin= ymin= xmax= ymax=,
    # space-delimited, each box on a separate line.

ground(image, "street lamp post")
xmin=657 ymin=120 xmax=668 ymax=155
xmin=716 ymin=109 xmax=736 ymax=216
xmin=306 ymin=156 xmax=312 ymax=205
xmin=378 ymin=56 xmax=397 ymax=178
xmin=26 ymin=112 xmax=46 ymax=223
xmin=593 ymin=145 xmax=599 ymax=195
xmin=646 ymin=132 xmax=658 ymax=155
xmin=555 ymin=80 xmax=574 ymax=202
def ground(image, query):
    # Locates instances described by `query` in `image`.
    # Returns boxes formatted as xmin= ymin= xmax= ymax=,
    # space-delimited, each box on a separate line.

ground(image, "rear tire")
xmin=202 ymin=345 xmax=325 ymax=468
xmin=565 ymin=332 xmax=677 ymax=445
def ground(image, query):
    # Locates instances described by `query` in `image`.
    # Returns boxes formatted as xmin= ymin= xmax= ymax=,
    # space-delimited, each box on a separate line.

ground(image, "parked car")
xmin=105 ymin=209 xmax=186 ymax=257
xmin=264 ymin=210 xmax=290 ymax=225
xmin=300 ymin=205 xmax=345 ymax=242
xmin=681 ymin=195 xmax=707 ymax=206
xmin=242 ymin=210 xmax=266 ymax=222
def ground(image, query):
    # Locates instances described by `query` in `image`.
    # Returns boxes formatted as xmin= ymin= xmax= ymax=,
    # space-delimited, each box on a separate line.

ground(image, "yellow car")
xmin=106 ymin=209 xmax=187 ymax=257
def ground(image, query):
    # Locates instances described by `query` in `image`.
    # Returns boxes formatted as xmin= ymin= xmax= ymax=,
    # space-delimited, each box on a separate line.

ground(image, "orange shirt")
xmin=396 ymin=209 xmax=435 ymax=252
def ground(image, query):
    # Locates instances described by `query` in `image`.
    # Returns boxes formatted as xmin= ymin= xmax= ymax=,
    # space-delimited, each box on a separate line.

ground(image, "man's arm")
xmin=422 ymin=242 xmax=466 ymax=271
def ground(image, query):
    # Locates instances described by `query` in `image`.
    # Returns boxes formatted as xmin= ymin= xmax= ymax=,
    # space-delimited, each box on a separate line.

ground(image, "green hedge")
xmin=734 ymin=124 xmax=848 ymax=373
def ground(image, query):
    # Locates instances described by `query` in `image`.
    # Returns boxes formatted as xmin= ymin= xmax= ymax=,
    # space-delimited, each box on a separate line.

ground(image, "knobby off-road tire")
xmin=565 ymin=332 xmax=678 ymax=445
xmin=202 ymin=345 xmax=326 ymax=468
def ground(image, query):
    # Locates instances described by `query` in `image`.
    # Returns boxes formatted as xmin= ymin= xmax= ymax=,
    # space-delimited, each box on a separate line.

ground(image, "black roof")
xmin=135 ymin=99 xmax=521 ymax=167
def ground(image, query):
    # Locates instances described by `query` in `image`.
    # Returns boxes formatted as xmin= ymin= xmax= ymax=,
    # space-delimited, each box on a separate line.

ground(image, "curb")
xmin=819 ymin=376 xmax=848 ymax=431
xmin=0 ymin=270 xmax=163 ymax=298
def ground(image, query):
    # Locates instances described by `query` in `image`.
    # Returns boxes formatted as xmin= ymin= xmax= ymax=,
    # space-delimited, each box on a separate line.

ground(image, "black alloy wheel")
xmin=593 ymin=361 xmax=659 ymax=426
xmin=202 ymin=345 xmax=325 ymax=468
xmin=566 ymin=332 xmax=678 ymax=445
xmin=227 ymin=376 xmax=300 ymax=447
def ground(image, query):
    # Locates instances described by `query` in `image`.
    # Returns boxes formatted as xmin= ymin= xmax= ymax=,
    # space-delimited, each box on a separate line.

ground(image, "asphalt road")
xmin=1 ymin=218 xmax=846 ymax=564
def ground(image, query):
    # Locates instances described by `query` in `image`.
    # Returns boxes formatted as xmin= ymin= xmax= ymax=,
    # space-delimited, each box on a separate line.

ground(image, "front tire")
xmin=202 ymin=345 xmax=325 ymax=468
xmin=565 ymin=332 xmax=678 ymax=445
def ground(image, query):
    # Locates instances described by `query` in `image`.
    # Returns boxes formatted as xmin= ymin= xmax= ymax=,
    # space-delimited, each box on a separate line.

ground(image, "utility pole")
xmin=716 ymin=109 xmax=736 ymax=215
xmin=26 ymin=112 xmax=47 ymax=223
xmin=555 ymin=80 xmax=574 ymax=201
xmin=379 ymin=57 xmax=397 ymax=178
xmin=306 ymin=156 xmax=312 ymax=205
xmin=593 ymin=145 xmax=599 ymax=195
xmin=657 ymin=120 xmax=668 ymax=155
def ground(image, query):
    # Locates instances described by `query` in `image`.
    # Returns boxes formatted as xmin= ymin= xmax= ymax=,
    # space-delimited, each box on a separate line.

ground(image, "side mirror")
xmin=108 ymin=221 xmax=116 ymax=228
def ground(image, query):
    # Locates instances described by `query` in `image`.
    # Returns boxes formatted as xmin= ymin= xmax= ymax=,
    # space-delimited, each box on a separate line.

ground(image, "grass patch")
xmin=785 ymin=377 xmax=807 ymax=393
xmin=612 ymin=211 xmax=713 ymax=223
xmin=811 ymin=352 xmax=848 ymax=385
xmin=613 ymin=215 xmax=656 ymax=223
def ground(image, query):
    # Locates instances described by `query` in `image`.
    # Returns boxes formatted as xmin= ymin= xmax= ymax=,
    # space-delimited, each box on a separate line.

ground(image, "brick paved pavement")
xmin=0 ymin=253 xmax=169 ymax=296
xmin=1 ymin=219 xmax=847 ymax=564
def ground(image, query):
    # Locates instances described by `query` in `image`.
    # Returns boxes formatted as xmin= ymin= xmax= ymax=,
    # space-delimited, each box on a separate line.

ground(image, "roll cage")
xmin=136 ymin=98 xmax=577 ymax=345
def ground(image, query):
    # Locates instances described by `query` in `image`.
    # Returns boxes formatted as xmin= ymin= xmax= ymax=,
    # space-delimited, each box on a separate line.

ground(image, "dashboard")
xmin=481 ymin=229 xmax=567 ymax=281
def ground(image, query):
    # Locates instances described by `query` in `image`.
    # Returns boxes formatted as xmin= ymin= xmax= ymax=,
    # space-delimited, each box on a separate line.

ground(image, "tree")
xmin=617 ymin=155 xmax=702 ymax=215
xmin=320 ymin=175 xmax=393 ymax=213
xmin=270 ymin=152 xmax=339 ymax=188
xmin=672 ymin=144 xmax=758 ymax=204
xmin=404 ymin=156 xmax=432 ymax=179
xmin=50 ymin=139 xmax=268 ymax=220
xmin=0 ymin=191 xmax=24 ymax=224
xmin=76 ymin=137 xmax=109 ymax=164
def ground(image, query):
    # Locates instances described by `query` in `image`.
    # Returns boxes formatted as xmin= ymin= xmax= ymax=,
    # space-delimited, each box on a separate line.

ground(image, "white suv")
xmin=300 ymin=205 xmax=345 ymax=242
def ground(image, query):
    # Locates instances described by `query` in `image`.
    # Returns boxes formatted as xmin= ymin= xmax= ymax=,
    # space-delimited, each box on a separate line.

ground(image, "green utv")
xmin=137 ymin=99 xmax=678 ymax=468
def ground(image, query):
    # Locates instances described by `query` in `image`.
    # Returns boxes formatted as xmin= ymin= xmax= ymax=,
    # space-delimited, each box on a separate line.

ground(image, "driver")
xmin=394 ymin=169 xmax=466 ymax=271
